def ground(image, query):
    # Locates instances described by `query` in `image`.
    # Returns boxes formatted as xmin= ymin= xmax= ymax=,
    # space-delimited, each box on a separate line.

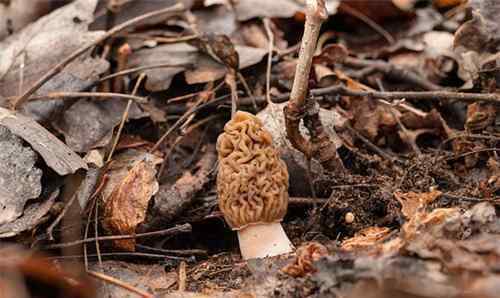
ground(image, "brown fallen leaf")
xmin=102 ymin=149 xmax=162 ymax=251
xmin=341 ymin=226 xmax=392 ymax=252
xmin=394 ymin=190 xmax=442 ymax=220
xmin=185 ymin=45 xmax=267 ymax=84
xmin=465 ymin=102 xmax=497 ymax=132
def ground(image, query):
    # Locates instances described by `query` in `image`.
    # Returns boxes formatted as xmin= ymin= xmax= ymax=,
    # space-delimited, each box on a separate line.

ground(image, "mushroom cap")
xmin=216 ymin=111 xmax=289 ymax=230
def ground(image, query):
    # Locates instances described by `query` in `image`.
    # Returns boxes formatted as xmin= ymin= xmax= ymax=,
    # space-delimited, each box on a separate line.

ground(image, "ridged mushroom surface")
xmin=216 ymin=111 xmax=289 ymax=230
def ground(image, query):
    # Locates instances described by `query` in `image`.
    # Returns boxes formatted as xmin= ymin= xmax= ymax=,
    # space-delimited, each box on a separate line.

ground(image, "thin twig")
xmin=49 ymin=252 xmax=187 ymax=260
xmin=94 ymin=199 xmax=103 ymax=273
xmin=97 ymin=63 xmax=192 ymax=83
xmin=18 ymin=92 xmax=147 ymax=103
xmin=107 ymin=73 xmax=146 ymax=161
xmin=339 ymin=3 xmax=395 ymax=44
xmin=344 ymin=56 xmax=441 ymax=91
xmin=263 ymin=18 xmax=274 ymax=105
xmin=44 ymin=224 xmax=192 ymax=249
xmin=46 ymin=190 xmax=77 ymax=241
xmin=311 ymin=85 xmax=500 ymax=105
xmin=135 ymin=244 xmax=207 ymax=256
xmin=344 ymin=122 xmax=402 ymax=164
xmin=12 ymin=3 xmax=185 ymax=109
xmin=284 ymin=0 xmax=344 ymax=172
xmin=178 ymin=261 xmax=187 ymax=292
xmin=150 ymin=94 xmax=231 ymax=152
xmin=87 ymin=270 xmax=154 ymax=298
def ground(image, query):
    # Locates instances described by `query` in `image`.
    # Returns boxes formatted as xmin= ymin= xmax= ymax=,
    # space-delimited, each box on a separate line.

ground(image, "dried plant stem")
xmin=285 ymin=0 xmax=344 ymax=172
xmin=12 ymin=3 xmax=185 ymax=109
xmin=20 ymin=92 xmax=147 ymax=103
xmin=97 ymin=63 xmax=191 ymax=83
xmin=88 ymin=270 xmax=154 ymax=298
xmin=45 ymin=224 xmax=192 ymax=249
xmin=311 ymin=85 xmax=500 ymax=105
xmin=107 ymin=73 xmax=146 ymax=162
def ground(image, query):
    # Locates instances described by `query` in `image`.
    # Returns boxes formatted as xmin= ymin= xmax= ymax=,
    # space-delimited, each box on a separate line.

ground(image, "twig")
xmin=18 ymin=92 xmax=147 ymax=103
xmin=441 ymin=193 xmax=499 ymax=203
xmin=311 ymin=85 xmax=500 ymax=105
xmin=135 ymin=244 xmax=207 ymax=256
xmin=344 ymin=122 xmax=402 ymax=164
xmin=263 ymin=18 xmax=274 ymax=105
xmin=97 ymin=63 xmax=192 ymax=84
xmin=150 ymin=94 xmax=231 ymax=152
xmin=107 ymin=73 xmax=146 ymax=162
xmin=284 ymin=0 xmax=344 ymax=172
xmin=94 ymin=199 xmax=104 ymax=272
xmin=376 ymin=78 xmax=421 ymax=155
xmin=344 ymin=56 xmax=441 ymax=91
xmin=446 ymin=148 xmax=500 ymax=161
xmin=44 ymin=224 xmax=192 ymax=249
xmin=46 ymin=189 xmax=78 ymax=241
xmin=113 ymin=43 xmax=132 ymax=93
xmin=12 ymin=3 xmax=185 ymax=109
xmin=87 ymin=270 xmax=154 ymax=298
xmin=339 ymin=3 xmax=395 ymax=44
xmin=49 ymin=252 xmax=187 ymax=260
xmin=178 ymin=261 xmax=187 ymax=292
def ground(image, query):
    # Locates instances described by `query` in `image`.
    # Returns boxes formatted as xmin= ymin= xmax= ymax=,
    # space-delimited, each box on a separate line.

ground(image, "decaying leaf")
xmin=0 ymin=0 xmax=53 ymax=40
xmin=0 ymin=0 xmax=109 ymax=121
xmin=54 ymin=99 xmax=147 ymax=153
xmin=394 ymin=190 xmax=442 ymax=219
xmin=127 ymin=42 xmax=198 ymax=92
xmin=0 ymin=125 xmax=42 ymax=225
xmin=465 ymin=102 xmax=497 ymax=132
xmin=341 ymin=227 xmax=392 ymax=252
xmin=0 ymin=189 xmax=58 ymax=238
xmin=0 ymin=107 xmax=87 ymax=175
xmin=102 ymin=149 xmax=163 ymax=251
xmin=185 ymin=45 xmax=266 ymax=84
xmin=282 ymin=242 xmax=329 ymax=277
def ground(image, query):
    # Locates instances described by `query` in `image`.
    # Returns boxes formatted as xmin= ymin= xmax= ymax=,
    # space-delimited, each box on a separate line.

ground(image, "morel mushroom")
xmin=217 ymin=111 xmax=294 ymax=260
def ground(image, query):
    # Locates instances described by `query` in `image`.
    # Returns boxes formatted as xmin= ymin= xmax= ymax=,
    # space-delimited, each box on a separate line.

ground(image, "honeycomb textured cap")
xmin=216 ymin=111 xmax=289 ymax=230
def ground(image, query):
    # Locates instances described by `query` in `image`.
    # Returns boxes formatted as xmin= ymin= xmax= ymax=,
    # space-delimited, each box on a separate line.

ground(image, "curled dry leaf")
xmin=341 ymin=226 xmax=392 ymax=252
xmin=465 ymin=102 xmax=497 ymax=132
xmin=102 ymin=149 xmax=163 ymax=251
xmin=282 ymin=242 xmax=328 ymax=277
xmin=394 ymin=190 xmax=442 ymax=220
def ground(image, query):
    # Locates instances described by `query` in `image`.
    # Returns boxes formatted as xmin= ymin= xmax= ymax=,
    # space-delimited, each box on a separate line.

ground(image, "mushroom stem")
xmin=237 ymin=223 xmax=294 ymax=260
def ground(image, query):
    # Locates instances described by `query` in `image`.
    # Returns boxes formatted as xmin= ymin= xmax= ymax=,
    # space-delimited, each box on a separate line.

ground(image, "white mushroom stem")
xmin=237 ymin=222 xmax=294 ymax=260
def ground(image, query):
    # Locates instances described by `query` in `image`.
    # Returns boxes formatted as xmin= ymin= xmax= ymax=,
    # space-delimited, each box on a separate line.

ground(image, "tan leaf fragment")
xmin=102 ymin=150 xmax=162 ymax=251
xmin=394 ymin=190 xmax=442 ymax=220
xmin=341 ymin=226 xmax=392 ymax=252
